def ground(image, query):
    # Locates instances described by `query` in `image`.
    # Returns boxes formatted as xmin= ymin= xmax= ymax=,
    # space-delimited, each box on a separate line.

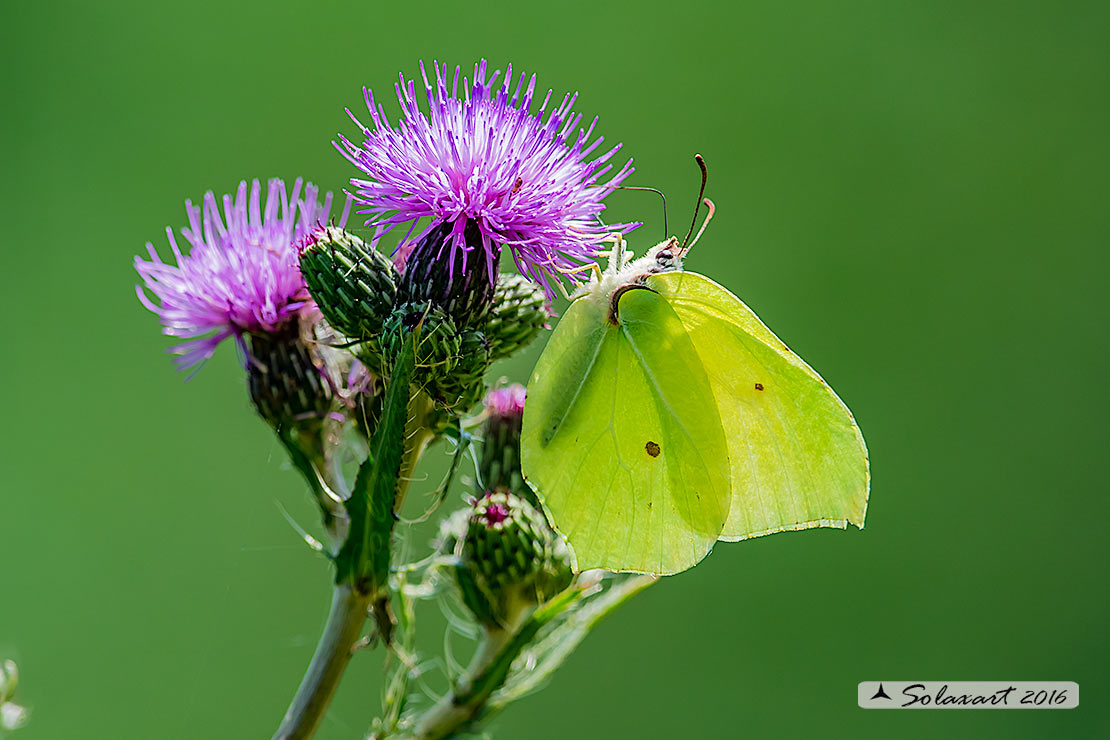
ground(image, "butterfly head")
xmin=620 ymin=155 xmax=714 ymax=279
xmin=569 ymin=152 xmax=714 ymax=311
xmin=645 ymin=237 xmax=684 ymax=274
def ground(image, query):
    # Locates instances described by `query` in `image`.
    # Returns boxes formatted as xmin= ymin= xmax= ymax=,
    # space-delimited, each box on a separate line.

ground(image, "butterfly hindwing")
xmin=648 ymin=271 xmax=870 ymax=541
xmin=521 ymin=288 xmax=731 ymax=575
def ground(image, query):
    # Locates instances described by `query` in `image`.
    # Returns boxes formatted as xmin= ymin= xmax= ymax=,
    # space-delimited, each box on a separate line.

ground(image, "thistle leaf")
xmin=335 ymin=339 xmax=416 ymax=595
xmin=490 ymin=574 xmax=657 ymax=708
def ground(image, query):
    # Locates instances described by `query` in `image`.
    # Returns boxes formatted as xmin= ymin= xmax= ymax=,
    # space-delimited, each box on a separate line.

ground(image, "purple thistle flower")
xmin=337 ymin=60 xmax=637 ymax=296
xmin=135 ymin=178 xmax=351 ymax=373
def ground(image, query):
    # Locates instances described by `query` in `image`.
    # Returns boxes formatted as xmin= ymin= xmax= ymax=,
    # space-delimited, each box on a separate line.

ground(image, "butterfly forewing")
xmin=522 ymin=289 xmax=731 ymax=575
xmin=648 ymin=271 xmax=869 ymax=541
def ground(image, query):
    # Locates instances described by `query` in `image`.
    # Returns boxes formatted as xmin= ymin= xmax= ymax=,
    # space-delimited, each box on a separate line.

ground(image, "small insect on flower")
xmin=337 ymin=60 xmax=638 ymax=299
xmin=134 ymin=178 xmax=350 ymax=374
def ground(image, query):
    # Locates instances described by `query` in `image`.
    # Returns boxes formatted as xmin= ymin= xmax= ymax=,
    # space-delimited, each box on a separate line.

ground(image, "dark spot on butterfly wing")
xmin=754 ymin=382 xmax=764 ymax=391
xmin=645 ymin=441 xmax=661 ymax=458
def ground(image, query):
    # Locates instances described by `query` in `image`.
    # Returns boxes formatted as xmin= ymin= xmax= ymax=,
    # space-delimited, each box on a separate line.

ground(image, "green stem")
xmin=272 ymin=585 xmax=373 ymax=740
xmin=405 ymin=590 xmax=581 ymax=740
xmin=276 ymin=349 xmax=438 ymax=740
xmin=406 ymin=624 xmax=519 ymax=740
xmin=397 ymin=393 xmax=437 ymax=511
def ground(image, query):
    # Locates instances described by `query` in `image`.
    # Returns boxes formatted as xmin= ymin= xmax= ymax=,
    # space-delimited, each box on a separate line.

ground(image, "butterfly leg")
xmin=561 ymin=261 xmax=603 ymax=285
xmin=598 ymin=232 xmax=632 ymax=273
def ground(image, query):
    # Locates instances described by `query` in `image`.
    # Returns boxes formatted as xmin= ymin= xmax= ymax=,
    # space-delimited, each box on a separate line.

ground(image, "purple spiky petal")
xmin=337 ymin=60 xmax=638 ymax=296
xmin=135 ymin=178 xmax=350 ymax=374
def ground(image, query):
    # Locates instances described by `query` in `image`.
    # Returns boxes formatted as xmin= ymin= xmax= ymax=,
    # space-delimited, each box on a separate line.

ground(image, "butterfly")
xmin=520 ymin=190 xmax=869 ymax=576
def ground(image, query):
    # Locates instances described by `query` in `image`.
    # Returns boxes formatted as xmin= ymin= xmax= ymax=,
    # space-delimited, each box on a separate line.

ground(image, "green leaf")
xmin=334 ymin=339 xmax=416 ymax=595
xmin=491 ymin=574 xmax=656 ymax=708
xmin=455 ymin=588 xmax=583 ymax=707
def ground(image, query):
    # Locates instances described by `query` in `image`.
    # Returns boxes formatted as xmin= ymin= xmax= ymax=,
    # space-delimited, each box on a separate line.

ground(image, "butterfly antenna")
xmin=590 ymin=184 xmax=668 ymax=239
xmin=684 ymin=198 xmax=716 ymax=254
xmin=682 ymin=154 xmax=709 ymax=249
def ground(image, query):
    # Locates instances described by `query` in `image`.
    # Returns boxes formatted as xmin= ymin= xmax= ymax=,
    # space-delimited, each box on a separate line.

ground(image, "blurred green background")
xmin=2 ymin=0 xmax=1107 ymax=737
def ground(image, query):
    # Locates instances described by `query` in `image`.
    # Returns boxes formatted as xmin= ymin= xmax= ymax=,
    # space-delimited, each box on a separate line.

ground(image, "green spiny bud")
xmin=299 ymin=226 xmax=398 ymax=341
xmin=246 ymin=325 xmax=332 ymax=437
xmin=466 ymin=493 xmax=544 ymax=587
xmin=482 ymin=273 xmax=549 ymax=361
xmin=380 ymin=302 xmax=461 ymax=386
xmin=477 ymin=385 xmax=535 ymax=504
xmin=431 ymin=329 xmax=490 ymax=412
xmin=453 ymin=560 xmax=497 ymax=627
xmin=435 ymin=508 xmax=497 ymax=625
xmin=457 ymin=492 xmax=573 ymax=627
xmin=398 ymin=219 xmax=499 ymax=328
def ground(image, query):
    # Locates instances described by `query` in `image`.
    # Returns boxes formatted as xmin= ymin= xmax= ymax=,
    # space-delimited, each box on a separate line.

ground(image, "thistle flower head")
xmin=135 ymin=178 xmax=350 ymax=373
xmin=297 ymin=225 xmax=398 ymax=345
xmin=482 ymin=274 xmax=549 ymax=362
xmin=479 ymin=384 xmax=532 ymax=503
xmin=338 ymin=60 xmax=637 ymax=296
xmin=457 ymin=491 xmax=573 ymax=627
xmin=481 ymin=498 xmax=511 ymax=526
xmin=484 ymin=384 xmax=527 ymax=420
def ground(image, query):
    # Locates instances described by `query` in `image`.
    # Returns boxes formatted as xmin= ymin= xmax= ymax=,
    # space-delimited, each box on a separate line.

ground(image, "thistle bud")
xmin=478 ymin=385 xmax=533 ymax=502
xmin=380 ymin=302 xmax=461 ymax=387
xmin=246 ymin=324 xmax=332 ymax=438
xmin=434 ymin=509 xmax=496 ymax=625
xmin=482 ymin=273 xmax=549 ymax=362
xmin=457 ymin=492 xmax=573 ymax=627
xmin=398 ymin=219 xmax=499 ymax=328
xmin=298 ymin=226 xmax=398 ymax=341
xmin=432 ymin=329 xmax=491 ymax=412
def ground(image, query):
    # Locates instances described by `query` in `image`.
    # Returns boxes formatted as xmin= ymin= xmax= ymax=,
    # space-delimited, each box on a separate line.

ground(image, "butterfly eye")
xmin=657 ymin=250 xmax=674 ymax=261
